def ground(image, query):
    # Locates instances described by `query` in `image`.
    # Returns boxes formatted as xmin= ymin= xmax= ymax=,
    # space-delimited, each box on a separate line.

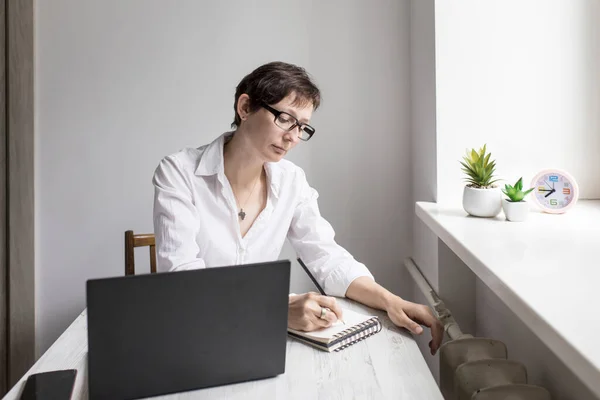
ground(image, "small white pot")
xmin=502 ymin=199 xmax=529 ymax=222
xmin=462 ymin=186 xmax=502 ymax=218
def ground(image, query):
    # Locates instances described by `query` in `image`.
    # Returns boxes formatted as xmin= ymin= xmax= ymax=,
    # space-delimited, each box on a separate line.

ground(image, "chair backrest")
xmin=124 ymin=230 xmax=156 ymax=275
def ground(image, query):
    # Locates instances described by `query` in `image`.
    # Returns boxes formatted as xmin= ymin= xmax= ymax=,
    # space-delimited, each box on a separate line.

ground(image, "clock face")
xmin=530 ymin=169 xmax=578 ymax=213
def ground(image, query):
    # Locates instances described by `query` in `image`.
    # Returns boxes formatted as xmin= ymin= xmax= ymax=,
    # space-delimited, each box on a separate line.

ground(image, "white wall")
xmin=408 ymin=1 xmax=600 ymax=398
xmin=307 ymin=0 xmax=414 ymax=300
xmin=436 ymin=0 xmax=600 ymax=205
xmin=410 ymin=0 xmax=440 ymax=382
xmin=35 ymin=0 xmax=414 ymax=355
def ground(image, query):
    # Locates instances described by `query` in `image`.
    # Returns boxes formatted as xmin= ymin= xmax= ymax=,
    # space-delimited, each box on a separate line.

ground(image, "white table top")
xmin=4 ymin=298 xmax=442 ymax=400
xmin=416 ymin=200 xmax=600 ymax=398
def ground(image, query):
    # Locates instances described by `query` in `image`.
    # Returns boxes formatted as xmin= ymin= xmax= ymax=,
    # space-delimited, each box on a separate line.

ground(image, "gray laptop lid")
xmin=86 ymin=260 xmax=290 ymax=400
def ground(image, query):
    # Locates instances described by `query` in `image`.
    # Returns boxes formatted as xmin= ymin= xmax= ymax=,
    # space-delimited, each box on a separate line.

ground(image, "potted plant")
xmin=501 ymin=177 xmax=534 ymax=222
xmin=460 ymin=144 xmax=501 ymax=217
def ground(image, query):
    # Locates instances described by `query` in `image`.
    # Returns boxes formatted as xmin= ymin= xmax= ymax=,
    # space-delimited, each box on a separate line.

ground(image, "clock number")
xmin=549 ymin=175 xmax=559 ymax=182
xmin=550 ymin=199 xmax=558 ymax=206
xmin=563 ymin=188 xmax=571 ymax=195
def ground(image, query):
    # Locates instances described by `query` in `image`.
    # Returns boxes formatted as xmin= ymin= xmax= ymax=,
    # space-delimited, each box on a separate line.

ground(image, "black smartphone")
xmin=19 ymin=369 xmax=77 ymax=400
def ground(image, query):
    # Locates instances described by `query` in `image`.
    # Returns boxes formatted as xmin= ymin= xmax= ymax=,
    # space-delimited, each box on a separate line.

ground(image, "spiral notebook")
xmin=287 ymin=308 xmax=382 ymax=352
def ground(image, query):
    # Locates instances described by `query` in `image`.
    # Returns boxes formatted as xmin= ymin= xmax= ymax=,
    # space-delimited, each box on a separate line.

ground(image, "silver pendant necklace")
xmin=234 ymin=171 xmax=262 ymax=221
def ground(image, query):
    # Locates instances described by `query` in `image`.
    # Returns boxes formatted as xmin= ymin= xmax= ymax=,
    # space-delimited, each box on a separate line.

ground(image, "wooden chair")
xmin=124 ymin=230 xmax=156 ymax=275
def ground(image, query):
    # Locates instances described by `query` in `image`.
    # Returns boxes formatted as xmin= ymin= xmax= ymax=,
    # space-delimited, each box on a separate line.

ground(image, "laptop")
xmin=86 ymin=260 xmax=290 ymax=400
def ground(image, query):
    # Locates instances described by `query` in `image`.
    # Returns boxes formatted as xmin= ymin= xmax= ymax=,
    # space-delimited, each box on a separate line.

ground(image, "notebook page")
xmin=298 ymin=308 xmax=377 ymax=340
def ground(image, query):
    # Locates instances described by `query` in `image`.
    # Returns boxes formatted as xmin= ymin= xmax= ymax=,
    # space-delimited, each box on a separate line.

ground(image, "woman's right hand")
xmin=288 ymin=292 xmax=344 ymax=331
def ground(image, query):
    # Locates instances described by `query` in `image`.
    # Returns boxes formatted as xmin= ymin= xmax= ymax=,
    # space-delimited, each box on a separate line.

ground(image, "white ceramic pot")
xmin=502 ymin=199 xmax=529 ymax=222
xmin=462 ymin=186 xmax=502 ymax=218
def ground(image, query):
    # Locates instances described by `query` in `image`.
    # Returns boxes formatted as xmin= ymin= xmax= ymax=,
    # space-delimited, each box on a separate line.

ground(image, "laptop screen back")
xmin=86 ymin=260 xmax=290 ymax=399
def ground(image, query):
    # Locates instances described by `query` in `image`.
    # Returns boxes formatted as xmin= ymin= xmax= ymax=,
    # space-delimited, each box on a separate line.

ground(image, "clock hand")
xmin=545 ymin=180 xmax=553 ymax=189
xmin=544 ymin=189 xmax=556 ymax=198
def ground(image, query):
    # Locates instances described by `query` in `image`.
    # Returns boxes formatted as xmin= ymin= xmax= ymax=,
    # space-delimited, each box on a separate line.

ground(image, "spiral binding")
xmin=332 ymin=317 xmax=383 ymax=352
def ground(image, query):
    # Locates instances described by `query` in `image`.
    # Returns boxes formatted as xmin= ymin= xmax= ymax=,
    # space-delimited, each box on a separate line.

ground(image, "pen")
xmin=297 ymin=258 xmax=345 ymax=325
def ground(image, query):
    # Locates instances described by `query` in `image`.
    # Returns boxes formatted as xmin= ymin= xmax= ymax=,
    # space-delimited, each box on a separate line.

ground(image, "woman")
xmin=153 ymin=61 xmax=443 ymax=355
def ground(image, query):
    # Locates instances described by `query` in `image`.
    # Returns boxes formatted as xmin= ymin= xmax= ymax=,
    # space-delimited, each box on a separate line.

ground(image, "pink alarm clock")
xmin=530 ymin=169 xmax=579 ymax=214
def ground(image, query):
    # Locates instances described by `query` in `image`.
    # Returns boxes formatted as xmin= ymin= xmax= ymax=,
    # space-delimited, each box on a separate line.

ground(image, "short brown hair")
xmin=231 ymin=61 xmax=321 ymax=128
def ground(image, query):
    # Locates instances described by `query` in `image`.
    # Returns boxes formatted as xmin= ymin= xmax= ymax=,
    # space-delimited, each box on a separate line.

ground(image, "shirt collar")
xmin=264 ymin=163 xmax=282 ymax=200
xmin=195 ymin=132 xmax=283 ymax=200
xmin=194 ymin=132 xmax=231 ymax=177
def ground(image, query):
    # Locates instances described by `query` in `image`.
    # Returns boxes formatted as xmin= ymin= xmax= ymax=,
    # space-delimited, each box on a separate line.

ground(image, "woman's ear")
xmin=237 ymin=94 xmax=251 ymax=121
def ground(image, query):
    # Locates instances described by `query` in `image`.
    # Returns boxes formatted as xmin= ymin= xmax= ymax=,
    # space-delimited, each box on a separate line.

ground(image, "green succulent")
xmin=502 ymin=177 xmax=534 ymax=202
xmin=460 ymin=144 xmax=499 ymax=188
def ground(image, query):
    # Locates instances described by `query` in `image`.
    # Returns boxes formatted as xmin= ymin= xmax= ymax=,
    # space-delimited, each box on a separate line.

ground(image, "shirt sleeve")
xmin=152 ymin=155 xmax=206 ymax=272
xmin=286 ymin=168 xmax=374 ymax=297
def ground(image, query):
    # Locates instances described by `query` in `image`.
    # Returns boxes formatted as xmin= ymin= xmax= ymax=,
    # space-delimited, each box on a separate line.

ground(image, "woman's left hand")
xmin=386 ymin=296 xmax=444 ymax=355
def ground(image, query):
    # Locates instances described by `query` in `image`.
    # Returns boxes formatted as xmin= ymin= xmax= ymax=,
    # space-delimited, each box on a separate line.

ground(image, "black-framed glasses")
xmin=261 ymin=102 xmax=316 ymax=141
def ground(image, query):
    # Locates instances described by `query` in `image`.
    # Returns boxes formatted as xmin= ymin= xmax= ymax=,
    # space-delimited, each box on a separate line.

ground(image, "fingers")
xmin=396 ymin=311 xmax=424 ymax=335
xmin=412 ymin=305 xmax=444 ymax=354
xmin=312 ymin=311 xmax=334 ymax=329
xmin=303 ymin=293 xmax=340 ymax=329
xmin=305 ymin=304 xmax=334 ymax=330
xmin=430 ymin=320 xmax=444 ymax=355
xmin=320 ymin=307 xmax=338 ymax=326
xmin=314 ymin=294 xmax=344 ymax=323
xmin=310 ymin=306 xmax=337 ymax=327
xmin=413 ymin=305 xmax=438 ymax=330
xmin=403 ymin=302 xmax=444 ymax=355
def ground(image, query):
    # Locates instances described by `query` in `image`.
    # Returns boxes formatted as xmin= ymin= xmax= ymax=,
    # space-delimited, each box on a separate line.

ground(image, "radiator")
xmin=404 ymin=258 xmax=551 ymax=400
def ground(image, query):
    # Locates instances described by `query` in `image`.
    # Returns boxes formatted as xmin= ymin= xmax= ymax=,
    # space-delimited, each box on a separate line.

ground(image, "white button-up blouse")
xmin=152 ymin=132 xmax=374 ymax=297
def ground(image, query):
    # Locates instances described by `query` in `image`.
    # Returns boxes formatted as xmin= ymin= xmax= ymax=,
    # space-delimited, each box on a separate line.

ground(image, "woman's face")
xmin=239 ymin=93 xmax=314 ymax=162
